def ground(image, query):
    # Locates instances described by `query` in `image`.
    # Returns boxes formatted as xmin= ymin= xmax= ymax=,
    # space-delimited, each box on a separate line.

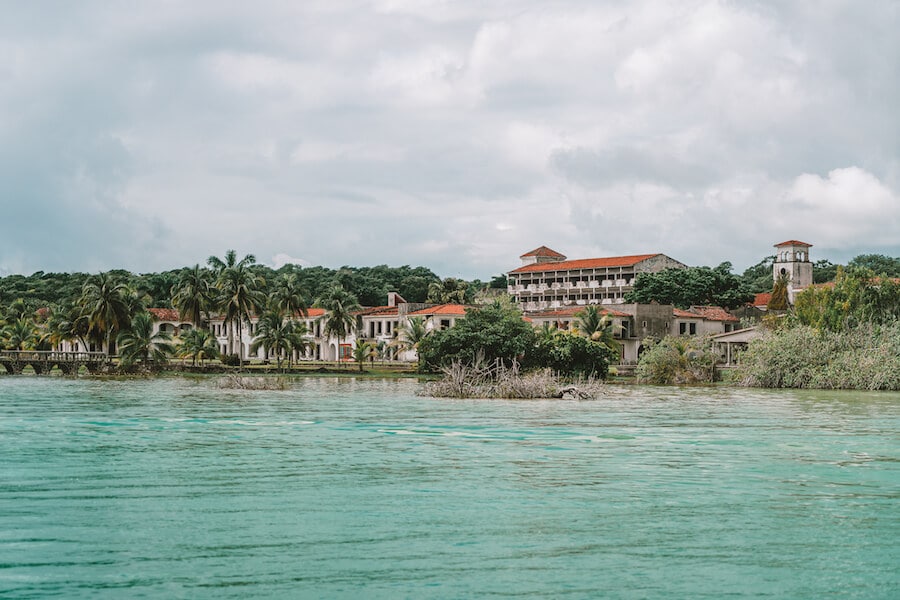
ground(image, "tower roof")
xmin=519 ymin=246 xmax=567 ymax=260
xmin=774 ymin=240 xmax=812 ymax=248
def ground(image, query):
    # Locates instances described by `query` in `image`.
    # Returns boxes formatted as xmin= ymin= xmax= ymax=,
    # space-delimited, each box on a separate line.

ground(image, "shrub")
xmin=221 ymin=353 xmax=241 ymax=367
xmin=732 ymin=322 xmax=900 ymax=390
xmin=635 ymin=336 xmax=718 ymax=385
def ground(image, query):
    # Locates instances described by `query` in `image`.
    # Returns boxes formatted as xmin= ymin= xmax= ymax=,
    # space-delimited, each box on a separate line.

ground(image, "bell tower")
xmin=773 ymin=240 xmax=813 ymax=302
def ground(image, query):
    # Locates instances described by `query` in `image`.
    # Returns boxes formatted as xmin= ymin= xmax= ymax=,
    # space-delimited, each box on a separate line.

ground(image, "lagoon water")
xmin=1 ymin=377 xmax=898 ymax=599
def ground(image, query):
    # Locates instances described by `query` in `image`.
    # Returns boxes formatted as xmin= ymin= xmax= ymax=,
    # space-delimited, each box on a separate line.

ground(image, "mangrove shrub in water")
xmin=733 ymin=322 xmax=900 ymax=390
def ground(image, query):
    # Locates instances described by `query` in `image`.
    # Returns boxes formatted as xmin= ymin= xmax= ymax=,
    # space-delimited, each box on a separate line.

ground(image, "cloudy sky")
xmin=1 ymin=0 xmax=898 ymax=280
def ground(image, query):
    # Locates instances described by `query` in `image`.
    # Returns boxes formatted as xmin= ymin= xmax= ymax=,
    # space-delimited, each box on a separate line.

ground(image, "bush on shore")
xmin=732 ymin=322 xmax=900 ymax=390
xmin=635 ymin=336 xmax=718 ymax=385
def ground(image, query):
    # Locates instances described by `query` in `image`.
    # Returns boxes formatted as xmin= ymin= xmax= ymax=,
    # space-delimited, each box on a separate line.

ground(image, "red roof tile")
xmin=407 ymin=303 xmax=470 ymax=317
xmin=526 ymin=306 xmax=631 ymax=319
xmin=509 ymin=253 xmax=663 ymax=274
xmin=774 ymin=240 xmax=812 ymax=247
xmin=690 ymin=306 xmax=739 ymax=322
xmin=355 ymin=306 xmax=400 ymax=317
xmin=519 ymin=245 xmax=567 ymax=259
xmin=148 ymin=308 xmax=181 ymax=322
xmin=305 ymin=308 xmax=327 ymax=318
xmin=753 ymin=292 xmax=772 ymax=307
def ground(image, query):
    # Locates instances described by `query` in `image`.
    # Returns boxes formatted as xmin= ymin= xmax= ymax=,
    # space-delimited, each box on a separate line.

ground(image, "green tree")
xmin=792 ymin=267 xmax=900 ymax=331
xmin=209 ymin=251 xmax=266 ymax=365
xmin=427 ymin=278 xmax=468 ymax=304
xmin=394 ymin=316 xmax=429 ymax=358
xmin=47 ymin=303 xmax=91 ymax=352
xmin=272 ymin=273 xmax=309 ymax=319
xmin=250 ymin=310 xmax=304 ymax=371
xmin=116 ymin=312 xmax=174 ymax=367
xmin=741 ymin=256 xmax=775 ymax=293
xmin=351 ymin=338 xmax=376 ymax=372
xmin=173 ymin=264 xmax=213 ymax=328
xmin=625 ymin=263 xmax=754 ymax=309
xmin=317 ymin=284 xmax=360 ymax=365
xmin=767 ymin=272 xmax=790 ymax=311
xmin=574 ymin=305 xmax=620 ymax=353
xmin=417 ymin=300 xmax=535 ymax=371
xmin=1 ymin=318 xmax=37 ymax=350
xmin=79 ymin=272 xmax=135 ymax=357
xmin=530 ymin=329 xmax=616 ymax=378
xmin=635 ymin=336 xmax=717 ymax=384
xmin=177 ymin=328 xmax=220 ymax=366
xmin=847 ymin=254 xmax=900 ymax=277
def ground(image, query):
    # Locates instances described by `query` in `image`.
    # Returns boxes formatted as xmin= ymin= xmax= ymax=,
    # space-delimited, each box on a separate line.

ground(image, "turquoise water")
xmin=1 ymin=377 xmax=898 ymax=599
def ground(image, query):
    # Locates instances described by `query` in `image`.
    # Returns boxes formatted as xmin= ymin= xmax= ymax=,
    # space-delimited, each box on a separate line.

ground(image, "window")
xmin=440 ymin=319 xmax=451 ymax=330
xmin=679 ymin=322 xmax=687 ymax=335
xmin=689 ymin=323 xmax=697 ymax=335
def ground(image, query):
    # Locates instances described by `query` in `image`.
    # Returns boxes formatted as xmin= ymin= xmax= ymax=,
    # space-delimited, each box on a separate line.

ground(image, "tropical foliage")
xmin=732 ymin=323 xmax=900 ymax=390
xmin=351 ymin=339 xmax=376 ymax=371
xmin=635 ymin=336 xmax=718 ymax=385
xmin=625 ymin=263 xmax=754 ymax=309
xmin=116 ymin=312 xmax=174 ymax=367
xmin=317 ymin=284 xmax=360 ymax=364
xmin=249 ymin=310 xmax=309 ymax=370
xmin=177 ymin=328 xmax=220 ymax=366
xmin=417 ymin=300 xmax=535 ymax=371
xmin=418 ymin=300 xmax=617 ymax=379
xmin=79 ymin=273 xmax=138 ymax=357
xmin=767 ymin=271 xmax=790 ymax=311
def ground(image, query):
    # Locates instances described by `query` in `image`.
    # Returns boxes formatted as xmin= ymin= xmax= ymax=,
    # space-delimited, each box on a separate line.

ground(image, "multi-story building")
xmin=525 ymin=303 xmax=738 ymax=364
xmin=507 ymin=246 xmax=686 ymax=311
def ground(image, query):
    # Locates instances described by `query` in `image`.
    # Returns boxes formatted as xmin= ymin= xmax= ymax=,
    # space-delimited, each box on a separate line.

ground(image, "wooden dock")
xmin=0 ymin=351 xmax=108 ymax=375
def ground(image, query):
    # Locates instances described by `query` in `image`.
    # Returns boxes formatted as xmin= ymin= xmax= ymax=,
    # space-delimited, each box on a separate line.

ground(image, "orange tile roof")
xmin=519 ymin=245 xmax=567 ymax=259
xmin=753 ymin=292 xmax=772 ymax=307
xmin=509 ymin=253 xmax=663 ymax=274
xmin=407 ymin=303 xmax=470 ymax=317
xmin=526 ymin=306 xmax=631 ymax=319
xmin=774 ymin=240 xmax=812 ymax=247
xmin=305 ymin=308 xmax=327 ymax=318
xmin=355 ymin=306 xmax=400 ymax=317
xmin=673 ymin=308 xmax=700 ymax=318
xmin=148 ymin=308 xmax=182 ymax=322
xmin=689 ymin=306 xmax=739 ymax=322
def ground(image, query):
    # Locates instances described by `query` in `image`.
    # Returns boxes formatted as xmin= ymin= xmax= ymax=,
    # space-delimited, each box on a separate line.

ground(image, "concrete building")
xmin=507 ymin=246 xmax=686 ymax=311
xmin=524 ymin=302 xmax=739 ymax=364
xmin=773 ymin=240 xmax=814 ymax=303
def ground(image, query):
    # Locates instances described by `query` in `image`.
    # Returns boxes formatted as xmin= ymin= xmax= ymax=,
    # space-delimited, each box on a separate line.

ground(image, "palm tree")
xmin=79 ymin=273 xmax=134 ymax=358
xmin=393 ymin=316 xmax=429 ymax=360
xmin=173 ymin=264 xmax=213 ymax=328
xmin=351 ymin=338 xmax=376 ymax=372
xmin=48 ymin=303 xmax=91 ymax=352
xmin=1 ymin=318 xmax=37 ymax=350
xmin=177 ymin=328 xmax=220 ymax=366
xmin=272 ymin=273 xmax=308 ymax=320
xmin=317 ymin=284 xmax=360 ymax=365
xmin=250 ymin=310 xmax=298 ymax=371
xmin=575 ymin=306 xmax=620 ymax=353
xmin=285 ymin=319 xmax=313 ymax=368
xmin=116 ymin=312 xmax=174 ymax=367
xmin=208 ymin=251 xmax=265 ymax=365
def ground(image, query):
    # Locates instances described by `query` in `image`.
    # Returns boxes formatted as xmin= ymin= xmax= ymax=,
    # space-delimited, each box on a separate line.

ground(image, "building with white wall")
xmin=508 ymin=246 xmax=686 ymax=311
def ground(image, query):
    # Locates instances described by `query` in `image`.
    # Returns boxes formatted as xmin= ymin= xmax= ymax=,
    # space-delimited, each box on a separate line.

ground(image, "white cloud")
xmin=0 ymin=1 xmax=898 ymax=278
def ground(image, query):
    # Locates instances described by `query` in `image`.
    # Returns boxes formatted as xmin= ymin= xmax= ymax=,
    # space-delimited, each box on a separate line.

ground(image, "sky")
xmin=1 ymin=0 xmax=898 ymax=281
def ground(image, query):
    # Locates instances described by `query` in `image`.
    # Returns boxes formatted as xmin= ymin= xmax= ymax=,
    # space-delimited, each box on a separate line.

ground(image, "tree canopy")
xmin=625 ymin=263 xmax=754 ymax=309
